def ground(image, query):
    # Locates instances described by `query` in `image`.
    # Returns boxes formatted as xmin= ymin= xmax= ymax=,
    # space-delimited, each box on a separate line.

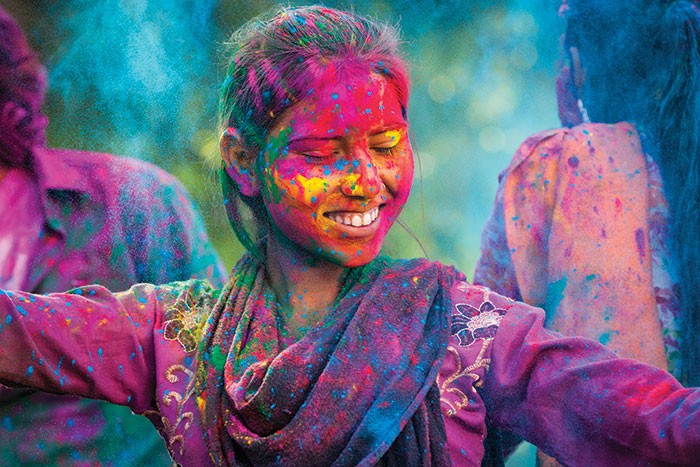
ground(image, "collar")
xmin=32 ymin=146 xmax=91 ymax=192
xmin=31 ymin=146 xmax=93 ymax=233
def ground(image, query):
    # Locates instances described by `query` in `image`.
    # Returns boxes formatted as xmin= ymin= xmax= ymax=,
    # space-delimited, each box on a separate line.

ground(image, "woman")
xmin=475 ymin=0 xmax=698 ymax=381
xmin=1 ymin=6 xmax=699 ymax=466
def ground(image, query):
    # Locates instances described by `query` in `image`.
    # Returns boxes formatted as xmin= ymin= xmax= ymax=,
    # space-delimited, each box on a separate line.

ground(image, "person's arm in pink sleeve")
xmin=480 ymin=295 xmax=700 ymax=465
xmin=0 ymin=282 xmax=185 ymax=414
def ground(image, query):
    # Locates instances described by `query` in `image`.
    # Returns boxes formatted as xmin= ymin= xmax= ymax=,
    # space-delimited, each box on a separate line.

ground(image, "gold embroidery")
xmin=439 ymin=337 xmax=493 ymax=417
xmin=163 ymin=291 xmax=207 ymax=352
xmin=161 ymin=364 xmax=197 ymax=455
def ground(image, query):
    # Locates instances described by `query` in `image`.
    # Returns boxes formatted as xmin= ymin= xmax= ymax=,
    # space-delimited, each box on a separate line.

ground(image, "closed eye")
xmin=302 ymin=150 xmax=340 ymax=159
xmin=369 ymin=129 xmax=403 ymax=156
xmin=371 ymin=146 xmax=395 ymax=155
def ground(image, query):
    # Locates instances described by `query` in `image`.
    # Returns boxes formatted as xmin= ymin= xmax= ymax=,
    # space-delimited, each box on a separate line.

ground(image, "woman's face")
xmin=259 ymin=71 xmax=413 ymax=267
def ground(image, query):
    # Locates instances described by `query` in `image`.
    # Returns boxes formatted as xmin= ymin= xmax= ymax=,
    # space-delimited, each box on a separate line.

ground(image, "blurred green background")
xmin=3 ymin=1 xmax=562 ymax=461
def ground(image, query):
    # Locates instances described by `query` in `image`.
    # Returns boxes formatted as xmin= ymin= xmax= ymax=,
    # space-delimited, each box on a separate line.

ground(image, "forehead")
xmin=276 ymin=72 xmax=406 ymax=136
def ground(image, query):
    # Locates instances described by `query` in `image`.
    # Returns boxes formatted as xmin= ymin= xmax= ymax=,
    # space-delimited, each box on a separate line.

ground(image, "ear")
xmin=220 ymin=127 xmax=260 ymax=197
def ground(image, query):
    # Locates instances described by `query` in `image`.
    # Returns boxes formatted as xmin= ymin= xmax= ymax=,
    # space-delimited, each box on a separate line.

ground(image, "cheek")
xmin=294 ymin=174 xmax=331 ymax=207
xmin=266 ymin=160 xmax=336 ymax=211
xmin=382 ymin=154 xmax=414 ymax=203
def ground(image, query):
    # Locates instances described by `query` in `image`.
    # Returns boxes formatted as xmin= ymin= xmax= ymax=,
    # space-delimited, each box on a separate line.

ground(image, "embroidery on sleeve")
xmin=161 ymin=364 xmax=197 ymax=455
xmin=163 ymin=287 xmax=215 ymax=352
xmin=451 ymin=299 xmax=507 ymax=347
xmin=440 ymin=288 xmax=508 ymax=417
xmin=440 ymin=340 xmax=492 ymax=417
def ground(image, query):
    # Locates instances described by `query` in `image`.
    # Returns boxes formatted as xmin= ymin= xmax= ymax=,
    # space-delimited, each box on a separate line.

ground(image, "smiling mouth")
xmin=325 ymin=206 xmax=380 ymax=227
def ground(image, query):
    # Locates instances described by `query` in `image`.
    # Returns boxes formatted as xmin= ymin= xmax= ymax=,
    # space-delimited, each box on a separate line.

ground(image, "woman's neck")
xmin=265 ymin=233 xmax=346 ymax=338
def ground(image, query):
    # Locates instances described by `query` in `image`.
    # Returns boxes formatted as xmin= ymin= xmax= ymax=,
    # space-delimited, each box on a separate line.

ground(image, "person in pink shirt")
xmin=2 ymin=5 xmax=700 ymax=465
xmin=0 ymin=6 xmax=226 ymax=466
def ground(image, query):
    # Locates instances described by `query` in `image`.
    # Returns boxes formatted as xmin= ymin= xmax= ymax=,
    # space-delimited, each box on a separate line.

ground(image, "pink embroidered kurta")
xmin=0 ymin=146 xmax=226 ymax=465
xmin=474 ymin=122 xmax=681 ymax=375
xmin=0 ymin=269 xmax=698 ymax=465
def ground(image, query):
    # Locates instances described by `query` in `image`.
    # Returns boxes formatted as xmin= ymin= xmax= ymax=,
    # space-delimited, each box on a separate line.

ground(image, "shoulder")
xmin=502 ymin=127 xmax=564 ymax=178
xmin=35 ymin=147 xmax=187 ymax=200
xmin=503 ymin=122 xmax=642 ymax=180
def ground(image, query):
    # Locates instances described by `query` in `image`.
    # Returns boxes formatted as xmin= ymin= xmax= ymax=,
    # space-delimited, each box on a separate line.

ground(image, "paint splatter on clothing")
xmin=0 ymin=255 xmax=698 ymax=465
xmin=0 ymin=146 xmax=226 ymax=466
xmin=475 ymin=122 xmax=681 ymax=376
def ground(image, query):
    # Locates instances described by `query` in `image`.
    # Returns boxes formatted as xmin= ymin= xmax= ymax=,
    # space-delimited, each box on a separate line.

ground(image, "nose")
xmin=340 ymin=150 xmax=382 ymax=198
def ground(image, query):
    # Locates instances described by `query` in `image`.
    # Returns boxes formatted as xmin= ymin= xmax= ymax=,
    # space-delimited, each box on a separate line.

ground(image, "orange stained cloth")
xmin=475 ymin=122 xmax=678 ymax=372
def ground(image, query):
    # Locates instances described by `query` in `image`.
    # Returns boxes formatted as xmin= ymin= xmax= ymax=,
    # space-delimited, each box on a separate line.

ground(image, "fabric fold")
xmin=195 ymin=253 xmax=459 ymax=465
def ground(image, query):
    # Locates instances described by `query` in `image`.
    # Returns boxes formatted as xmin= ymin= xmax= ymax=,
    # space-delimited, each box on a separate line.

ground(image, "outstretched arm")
xmin=482 ymin=293 xmax=700 ymax=464
xmin=0 ymin=282 xmax=195 ymax=415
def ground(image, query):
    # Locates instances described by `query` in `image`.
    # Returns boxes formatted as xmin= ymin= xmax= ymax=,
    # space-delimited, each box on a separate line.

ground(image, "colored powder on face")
xmin=266 ymin=127 xmax=293 ymax=164
xmin=334 ymin=159 xmax=349 ymax=171
xmin=384 ymin=129 xmax=401 ymax=144
xmin=294 ymin=174 xmax=329 ymax=206
xmin=341 ymin=173 xmax=361 ymax=195
xmin=263 ymin=128 xmax=294 ymax=203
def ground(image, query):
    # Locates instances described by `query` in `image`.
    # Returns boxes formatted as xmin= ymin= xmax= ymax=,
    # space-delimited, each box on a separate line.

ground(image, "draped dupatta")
xmin=195 ymin=253 xmax=459 ymax=465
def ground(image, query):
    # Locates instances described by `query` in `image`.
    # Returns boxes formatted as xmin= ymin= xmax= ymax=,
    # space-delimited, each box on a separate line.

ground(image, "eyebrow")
xmin=287 ymin=136 xmax=339 ymax=145
xmin=287 ymin=123 xmax=408 ymax=142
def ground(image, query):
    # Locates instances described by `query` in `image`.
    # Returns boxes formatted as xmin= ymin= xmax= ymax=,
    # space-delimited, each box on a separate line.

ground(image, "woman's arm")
xmin=481 ymin=292 xmax=700 ymax=464
xmin=0 ymin=281 xmax=197 ymax=415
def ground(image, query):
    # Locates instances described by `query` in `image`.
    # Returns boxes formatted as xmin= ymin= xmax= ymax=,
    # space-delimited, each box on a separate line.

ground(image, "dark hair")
xmin=0 ymin=7 xmax=47 ymax=165
xmin=567 ymin=0 xmax=700 ymax=385
xmin=217 ymin=5 xmax=409 ymax=255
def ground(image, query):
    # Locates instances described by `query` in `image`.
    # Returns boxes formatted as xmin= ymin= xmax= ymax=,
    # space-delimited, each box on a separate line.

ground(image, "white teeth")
xmin=328 ymin=207 xmax=379 ymax=227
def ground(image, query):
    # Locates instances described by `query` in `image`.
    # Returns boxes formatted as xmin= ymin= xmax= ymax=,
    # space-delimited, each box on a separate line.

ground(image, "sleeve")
xmin=472 ymin=177 xmax=521 ymax=301
xmin=0 ymin=281 xmax=196 ymax=415
xmin=476 ymin=124 xmax=667 ymax=369
xmin=119 ymin=160 xmax=227 ymax=287
xmin=481 ymin=293 xmax=700 ymax=465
